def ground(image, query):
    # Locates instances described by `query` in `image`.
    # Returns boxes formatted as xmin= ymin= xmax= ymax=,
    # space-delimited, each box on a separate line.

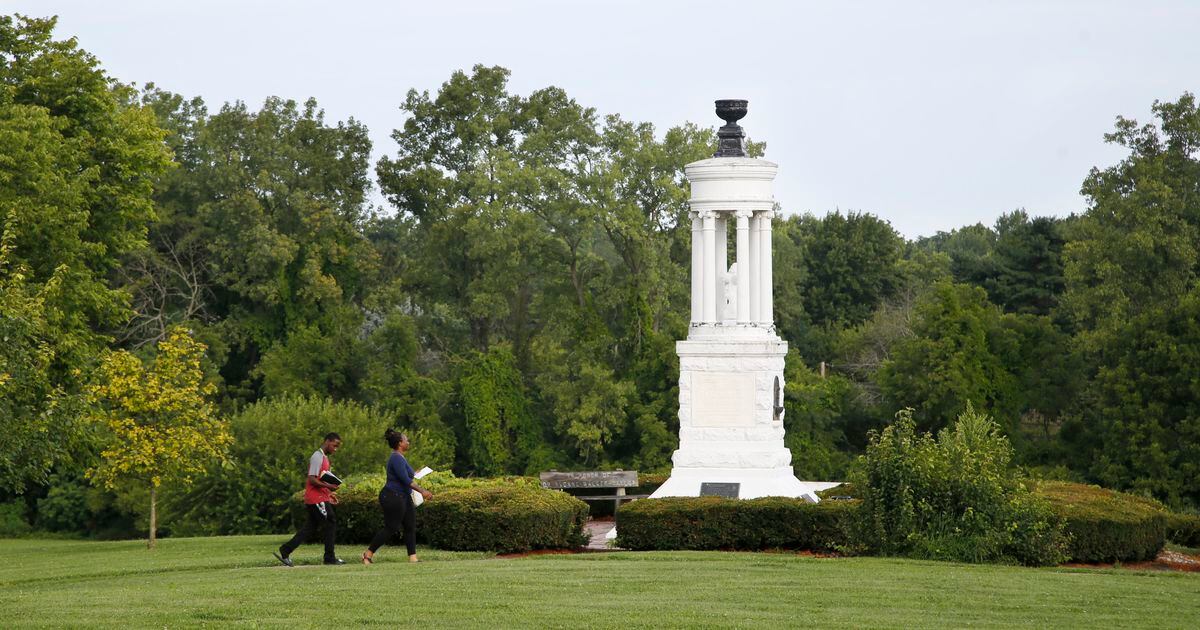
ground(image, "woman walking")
xmin=363 ymin=429 xmax=432 ymax=564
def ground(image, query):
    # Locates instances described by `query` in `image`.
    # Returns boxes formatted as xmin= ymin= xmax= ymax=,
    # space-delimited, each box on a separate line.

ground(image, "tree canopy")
xmin=5 ymin=16 xmax=1200 ymax=539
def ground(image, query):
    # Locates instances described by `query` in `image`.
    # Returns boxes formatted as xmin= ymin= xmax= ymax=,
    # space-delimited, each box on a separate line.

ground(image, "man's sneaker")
xmin=324 ymin=557 xmax=345 ymax=565
xmin=274 ymin=549 xmax=294 ymax=567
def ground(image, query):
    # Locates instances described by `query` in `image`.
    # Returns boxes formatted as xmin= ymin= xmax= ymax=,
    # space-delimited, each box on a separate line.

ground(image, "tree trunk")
xmin=148 ymin=486 xmax=157 ymax=550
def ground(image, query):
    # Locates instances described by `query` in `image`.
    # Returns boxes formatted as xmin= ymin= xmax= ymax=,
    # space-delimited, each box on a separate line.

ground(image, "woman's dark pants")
xmin=368 ymin=489 xmax=416 ymax=556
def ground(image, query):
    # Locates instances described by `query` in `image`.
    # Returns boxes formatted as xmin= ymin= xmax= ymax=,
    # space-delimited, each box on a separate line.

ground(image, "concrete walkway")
xmin=584 ymin=519 xmax=618 ymax=550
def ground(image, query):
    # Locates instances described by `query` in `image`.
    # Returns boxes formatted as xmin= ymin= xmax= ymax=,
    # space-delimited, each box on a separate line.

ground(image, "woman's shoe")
xmin=361 ymin=551 xmax=373 ymax=565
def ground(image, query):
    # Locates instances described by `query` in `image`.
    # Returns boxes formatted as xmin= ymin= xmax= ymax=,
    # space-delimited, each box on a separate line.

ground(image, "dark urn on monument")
xmin=714 ymin=99 xmax=749 ymax=157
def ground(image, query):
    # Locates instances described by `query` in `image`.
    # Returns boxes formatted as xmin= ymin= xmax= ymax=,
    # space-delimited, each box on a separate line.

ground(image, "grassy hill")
xmin=4 ymin=536 xmax=1198 ymax=628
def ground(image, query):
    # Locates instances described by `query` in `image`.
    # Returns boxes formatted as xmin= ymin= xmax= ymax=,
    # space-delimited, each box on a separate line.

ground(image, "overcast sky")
xmin=11 ymin=1 xmax=1199 ymax=238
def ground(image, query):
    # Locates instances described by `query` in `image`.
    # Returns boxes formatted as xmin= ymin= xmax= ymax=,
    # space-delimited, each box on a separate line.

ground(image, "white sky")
xmin=9 ymin=0 xmax=1199 ymax=238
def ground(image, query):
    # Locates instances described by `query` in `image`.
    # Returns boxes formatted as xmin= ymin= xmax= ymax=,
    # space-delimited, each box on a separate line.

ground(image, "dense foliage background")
xmin=3 ymin=15 xmax=1199 ymax=537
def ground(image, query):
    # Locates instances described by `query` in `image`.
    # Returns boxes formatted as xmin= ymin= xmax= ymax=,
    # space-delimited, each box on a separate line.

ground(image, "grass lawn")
xmin=4 ymin=536 xmax=1199 ymax=628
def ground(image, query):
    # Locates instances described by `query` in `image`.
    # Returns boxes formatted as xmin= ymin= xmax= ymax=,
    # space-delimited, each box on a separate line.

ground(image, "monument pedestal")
xmin=651 ymin=329 xmax=832 ymax=501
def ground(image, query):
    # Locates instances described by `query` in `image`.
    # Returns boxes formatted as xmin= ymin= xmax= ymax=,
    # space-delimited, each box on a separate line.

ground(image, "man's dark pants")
xmin=280 ymin=502 xmax=337 ymax=561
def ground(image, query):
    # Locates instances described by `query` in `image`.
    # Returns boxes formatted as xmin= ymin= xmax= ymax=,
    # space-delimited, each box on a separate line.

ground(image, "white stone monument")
xmin=650 ymin=100 xmax=836 ymax=502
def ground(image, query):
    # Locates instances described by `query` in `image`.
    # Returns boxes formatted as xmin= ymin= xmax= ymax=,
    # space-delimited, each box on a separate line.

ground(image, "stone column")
xmin=690 ymin=211 xmax=702 ymax=324
xmin=715 ymin=214 xmax=728 ymax=320
xmin=701 ymin=211 xmax=717 ymax=322
xmin=749 ymin=212 xmax=761 ymax=323
xmin=735 ymin=210 xmax=751 ymax=324
xmin=760 ymin=210 xmax=774 ymax=326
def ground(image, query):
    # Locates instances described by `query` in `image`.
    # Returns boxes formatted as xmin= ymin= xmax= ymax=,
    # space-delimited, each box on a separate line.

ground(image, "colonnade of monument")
xmin=689 ymin=209 xmax=774 ymax=326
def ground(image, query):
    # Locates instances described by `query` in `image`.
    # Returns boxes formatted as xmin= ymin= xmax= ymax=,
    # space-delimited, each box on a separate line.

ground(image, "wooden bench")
xmin=539 ymin=470 xmax=650 ymax=512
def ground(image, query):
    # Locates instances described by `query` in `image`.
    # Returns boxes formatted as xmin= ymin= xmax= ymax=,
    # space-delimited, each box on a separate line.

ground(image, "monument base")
xmin=649 ymin=466 xmax=840 ymax=502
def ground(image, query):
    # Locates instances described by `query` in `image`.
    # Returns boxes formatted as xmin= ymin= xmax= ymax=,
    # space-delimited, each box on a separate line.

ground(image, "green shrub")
xmin=422 ymin=485 xmax=588 ymax=553
xmin=31 ymin=472 xmax=138 ymax=539
xmin=1166 ymin=512 xmax=1200 ymax=548
xmin=851 ymin=406 xmax=1069 ymax=566
xmin=0 ymin=502 xmax=32 ymax=537
xmin=171 ymin=396 xmax=412 ymax=535
xmin=1035 ymin=481 xmax=1168 ymax=562
xmin=35 ymin=474 xmax=91 ymax=533
xmin=290 ymin=472 xmax=583 ymax=552
xmin=615 ymin=496 xmax=859 ymax=552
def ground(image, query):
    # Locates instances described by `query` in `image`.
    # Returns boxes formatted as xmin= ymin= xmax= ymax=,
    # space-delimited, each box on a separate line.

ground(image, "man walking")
xmin=275 ymin=432 xmax=344 ymax=566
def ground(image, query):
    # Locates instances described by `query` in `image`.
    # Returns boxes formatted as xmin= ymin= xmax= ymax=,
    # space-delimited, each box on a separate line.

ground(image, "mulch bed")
xmin=1063 ymin=549 xmax=1200 ymax=572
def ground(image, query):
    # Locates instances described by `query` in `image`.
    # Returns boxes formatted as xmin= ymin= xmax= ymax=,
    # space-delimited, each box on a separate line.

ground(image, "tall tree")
xmin=796 ymin=211 xmax=905 ymax=330
xmin=134 ymin=88 xmax=377 ymax=403
xmin=0 ymin=15 xmax=172 ymax=489
xmin=376 ymin=66 xmax=543 ymax=354
xmin=376 ymin=65 xmax=715 ymax=469
xmin=1062 ymin=93 xmax=1200 ymax=505
xmin=985 ymin=211 xmax=1068 ymax=317
xmin=1062 ymin=93 xmax=1200 ymax=342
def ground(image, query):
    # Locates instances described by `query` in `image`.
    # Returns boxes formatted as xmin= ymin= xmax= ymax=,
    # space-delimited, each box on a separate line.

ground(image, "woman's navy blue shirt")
xmin=383 ymin=451 xmax=415 ymax=495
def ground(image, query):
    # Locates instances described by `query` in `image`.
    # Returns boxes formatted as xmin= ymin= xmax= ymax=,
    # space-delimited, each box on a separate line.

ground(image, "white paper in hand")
xmin=411 ymin=467 xmax=434 ymax=507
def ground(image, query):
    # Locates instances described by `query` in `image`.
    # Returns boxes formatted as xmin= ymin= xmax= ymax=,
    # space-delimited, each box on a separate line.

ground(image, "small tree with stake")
xmin=87 ymin=328 xmax=231 ymax=548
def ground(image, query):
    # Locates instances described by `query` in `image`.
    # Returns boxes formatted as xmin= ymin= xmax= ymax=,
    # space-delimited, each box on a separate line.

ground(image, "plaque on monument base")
xmin=650 ymin=466 xmax=835 ymax=502
xmin=699 ymin=482 xmax=740 ymax=498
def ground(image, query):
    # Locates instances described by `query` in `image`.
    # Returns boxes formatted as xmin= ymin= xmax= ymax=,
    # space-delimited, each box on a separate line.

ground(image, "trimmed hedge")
xmin=1035 ymin=481 xmax=1168 ymax=562
xmin=817 ymin=483 xmax=857 ymax=500
xmin=291 ymin=473 xmax=586 ymax=552
xmin=615 ymin=496 xmax=858 ymax=552
xmin=422 ymin=486 xmax=588 ymax=552
xmin=1166 ymin=513 xmax=1200 ymax=548
xmin=631 ymin=472 xmax=669 ymax=496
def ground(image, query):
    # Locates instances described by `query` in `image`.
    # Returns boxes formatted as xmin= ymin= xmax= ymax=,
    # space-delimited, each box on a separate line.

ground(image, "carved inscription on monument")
xmin=692 ymin=372 xmax=755 ymax=427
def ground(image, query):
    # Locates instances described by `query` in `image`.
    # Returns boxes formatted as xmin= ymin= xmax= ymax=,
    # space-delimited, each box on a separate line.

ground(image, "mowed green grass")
xmin=4 ymin=536 xmax=1199 ymax=629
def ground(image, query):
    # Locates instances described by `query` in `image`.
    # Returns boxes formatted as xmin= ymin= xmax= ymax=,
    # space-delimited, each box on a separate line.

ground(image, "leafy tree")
xmin=782 ymin=354 xmax=854 ymax=479
xmin=458 ymin=346 xmax=542 ymax=475
xmin=133 ymin=88 xmax=377 ymax=403
xmin=1061 ymin=93 xmax=1200 ymax=504
xmin=0 ymin=15 xmax=172 ymax=489
xmin=771 ymin=216 xmax=812 ymax=351
xmin=255 ymin=306 xmax=365 ymax=400
xmin=1089 ymin=287 xmax=1200 ymax=506
xmin=774 ymin=212 xmax=904 ymax=364
xmin=376 ymin=65 xmax=546 ymax=355
xmin=533 ymin=318 xmax=634 ymax=466
xmin=0 ymin=241 xmax=74 ymax=490
xmin=877 ymin=282 xmax=1015 ymax=432
xmin=1062 ymin=93 xmax=1200 ymax=342
xmin=375 ymin=66 xmax=715 ymax=470
xmin=358 ymin=309 xmax=457 ymax=471
xmin=917 ymin=223 xmax=997 ymax=287
xmin=917 ymin=212 xmax=1069 ymax=318
xmin=796 ymin=212 xmax=905 ymax=329
xmin=984 ymin=211 xmax=1068 ymax=317
xmin=87 ymin=328 xmax=231 ymax=548
xmin=993 ymin=312 xmax=1083 ymax=462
